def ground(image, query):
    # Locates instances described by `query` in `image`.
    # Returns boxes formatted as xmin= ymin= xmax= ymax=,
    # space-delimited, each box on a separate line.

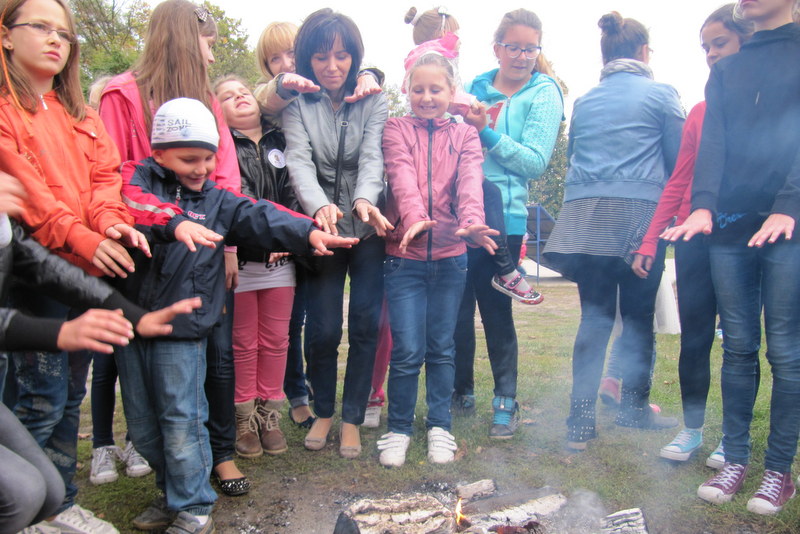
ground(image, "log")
xmin=456 ymin=480 xmax=497 ymax=502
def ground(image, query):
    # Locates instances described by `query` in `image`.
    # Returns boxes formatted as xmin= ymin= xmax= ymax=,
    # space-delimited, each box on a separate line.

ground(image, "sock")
xmin=499 ymin=269 xmax=533 ymax=294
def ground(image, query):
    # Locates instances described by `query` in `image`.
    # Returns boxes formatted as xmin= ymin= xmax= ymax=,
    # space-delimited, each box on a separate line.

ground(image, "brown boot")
xmin=256 ymin=399 xmax=288 ymax=455
xmin=235 ymin=400 xmax=263 ymax=458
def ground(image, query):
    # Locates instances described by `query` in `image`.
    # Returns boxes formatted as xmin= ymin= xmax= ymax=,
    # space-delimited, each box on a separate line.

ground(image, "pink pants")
xmin=232 ymin=286 xmax=294 ymax=403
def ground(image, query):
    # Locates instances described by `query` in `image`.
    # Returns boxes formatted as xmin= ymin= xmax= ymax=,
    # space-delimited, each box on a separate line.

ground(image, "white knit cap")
xmin=151 ymin=98 xmax=219 ymax=153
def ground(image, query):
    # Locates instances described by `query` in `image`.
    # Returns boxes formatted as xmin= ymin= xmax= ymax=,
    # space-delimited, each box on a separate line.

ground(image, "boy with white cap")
xmin=114 ymin=98 xmax=357 ymax=534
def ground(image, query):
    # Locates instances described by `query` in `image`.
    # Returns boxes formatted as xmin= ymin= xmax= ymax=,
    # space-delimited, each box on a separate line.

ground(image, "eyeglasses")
xmin=7 ymin=22 xmax=75 ymax=44
xmin=497 ymin=42 xmax=542 ymax=60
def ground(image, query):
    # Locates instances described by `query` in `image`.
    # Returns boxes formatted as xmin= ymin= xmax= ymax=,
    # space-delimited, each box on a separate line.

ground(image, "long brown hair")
xmin=132 ymin=0 xmax=217 ymax=134
xmin=493 ymin=8 xmax=552 ymax=76
xmin=0 ymin=0 xmax=85 ymax=119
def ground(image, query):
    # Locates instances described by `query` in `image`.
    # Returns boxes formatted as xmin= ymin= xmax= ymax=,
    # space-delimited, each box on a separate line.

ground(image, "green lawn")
xmin=74 ymin=283 xmax=795 ymax=534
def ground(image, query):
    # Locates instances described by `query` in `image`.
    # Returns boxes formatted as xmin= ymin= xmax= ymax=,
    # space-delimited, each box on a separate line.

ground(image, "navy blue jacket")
xmin=118 ymin=157 xmax=314 ymax=339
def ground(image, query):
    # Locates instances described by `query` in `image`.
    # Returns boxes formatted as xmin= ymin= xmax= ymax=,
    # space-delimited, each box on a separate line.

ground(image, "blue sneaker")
xmin=660 ymin=428 xmax=703 ymax=461
xmin=489 ymin=396 xmax=520 ymax=439
xmin=706 ymin=440 xmax=725 ymax=469
xmin=451 ymin=393 xmax=476 ymax=417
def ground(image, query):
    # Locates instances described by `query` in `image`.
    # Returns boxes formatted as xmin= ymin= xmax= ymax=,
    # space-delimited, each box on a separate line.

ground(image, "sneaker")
xmin=133 ymin=495 xmax=176 ymax=530
xmin=118 ymin=441 xmax=152 ymax=478
xmin=165 ymin=511 xmax=215 ymax=534
xmin=451 ymin=393 xmax=476 ymax=417
xmin=491 ymin=272 xmax=544 ymax=305
xmin=697 ymin=462 xmax=748 ymax=504
xmin=598 ymin=377 xmax=621 ymax=406
xmin=660 ymin=428 xmax=703 ymax=461
xmin=89 ymin=445 xmax=119 ymax=485
xmin=489 ymin=396 xmax=520 ymax=439
xmin=50 ymin=504 xmax=120 ymax=534
xmin=706 ymin=441 xmax=725 ymax=469
xmin=746 ymin=470 xmax=796 ymax=515
xmin=363 ymin=404 xmax=382 ymax=428
xmin=427 ymin=427 xmax=458 ymax=464
xmin=377 ymin=432 xmax=411 ymax=468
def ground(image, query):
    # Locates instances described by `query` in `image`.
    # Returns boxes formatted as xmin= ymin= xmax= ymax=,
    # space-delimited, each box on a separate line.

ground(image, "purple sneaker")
xmin=747 ymin=470 xmax=796 ymax=515
xmin=697 ymin=462 xmax=748 ymax=504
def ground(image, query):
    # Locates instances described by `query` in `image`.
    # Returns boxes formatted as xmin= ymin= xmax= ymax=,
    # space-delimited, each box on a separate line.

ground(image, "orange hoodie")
xmin=0 ymin=92 xmax=133 ymax=275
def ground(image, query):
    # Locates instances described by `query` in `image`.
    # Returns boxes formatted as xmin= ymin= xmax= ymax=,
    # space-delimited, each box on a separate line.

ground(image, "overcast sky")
xmin=208 ymin=0 xmax=735 ymax=115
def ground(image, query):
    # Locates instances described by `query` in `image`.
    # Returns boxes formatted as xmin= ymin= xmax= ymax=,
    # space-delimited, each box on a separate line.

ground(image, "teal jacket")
xmin=466 ymin=69 xmax=563 ymax=235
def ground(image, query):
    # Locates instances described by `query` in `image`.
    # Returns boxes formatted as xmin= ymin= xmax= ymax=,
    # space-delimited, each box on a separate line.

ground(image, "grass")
xmin=74 ymin=283 xmax=794 ymax=534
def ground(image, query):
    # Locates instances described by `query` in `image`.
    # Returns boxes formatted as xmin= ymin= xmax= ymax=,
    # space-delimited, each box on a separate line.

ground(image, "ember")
xmin=488 ymin=519 xmax=543 ymax=533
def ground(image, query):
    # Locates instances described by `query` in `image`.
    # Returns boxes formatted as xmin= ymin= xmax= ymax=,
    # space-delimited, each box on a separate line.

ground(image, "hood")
xmin=469 ymin=68 xmax=558 ymax=103
xmin=744 ymin=22 xmax=800 ymax=49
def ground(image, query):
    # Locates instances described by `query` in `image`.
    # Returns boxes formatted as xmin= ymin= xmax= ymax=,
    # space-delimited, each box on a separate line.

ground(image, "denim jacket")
xmin=565 ymin=69 xmax=685 ymax=203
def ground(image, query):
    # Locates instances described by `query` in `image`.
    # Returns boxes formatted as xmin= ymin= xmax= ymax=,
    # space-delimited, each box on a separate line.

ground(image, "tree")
xmin=202 ymin=2 xmax=260 ymax=86
xmin=73 ymin=0 xmax=150 ymax=90
xmin=383 ymin=84 xmax=409 ymax=118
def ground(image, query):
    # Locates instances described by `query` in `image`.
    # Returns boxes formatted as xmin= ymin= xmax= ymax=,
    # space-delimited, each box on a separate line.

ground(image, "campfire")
xmin=332 ymin=480 xmax=649 ymax=534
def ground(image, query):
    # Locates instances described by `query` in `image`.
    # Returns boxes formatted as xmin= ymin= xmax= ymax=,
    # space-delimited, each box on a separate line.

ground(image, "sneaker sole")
xmin=660 ymin=447 xmax=697 ymax=462
xmin=126 ymin=467 xmax=153 ymax=478
xmin=746 ymin=497 xmax=783 ymax=515
xmin=263 ymin=446 xmax=289 ymax=455
xmin=697 ymin=487 xmax=736 ymax=505
xmin=706 ymin=456 xmax=725 ymax=469
xmin=89 ymin=473 xmax=119 ymax=485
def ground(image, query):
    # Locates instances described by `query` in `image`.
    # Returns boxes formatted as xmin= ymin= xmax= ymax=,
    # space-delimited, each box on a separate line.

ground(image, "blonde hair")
xmin=87 ymin=75 xmax=112 ymax=110
xmin=407 ymin=52 xmax=456 ymax=93
xmin=255 ymin=22 xmax=298 ymax=81
xmin=0 ymin=0 xmax=85 ymax=119
xmin=404 ymin=6 xmax=459 ymax=45
xmin=132 ymin=0 xmax=217 ymax=134
xmin=212 ymin=74 xmax=250 ymax=96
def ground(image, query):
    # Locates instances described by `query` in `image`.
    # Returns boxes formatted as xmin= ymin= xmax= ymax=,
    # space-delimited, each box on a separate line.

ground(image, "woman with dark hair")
xmin=543 ymin=11 xmax=685 ymax=452
xmin=283 ymin=8 xmax=390 ymax=459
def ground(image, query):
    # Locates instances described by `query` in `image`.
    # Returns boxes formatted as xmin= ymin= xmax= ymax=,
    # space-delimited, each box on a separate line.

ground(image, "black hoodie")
xmin=693 ymin=23 xmax=800 ymax=241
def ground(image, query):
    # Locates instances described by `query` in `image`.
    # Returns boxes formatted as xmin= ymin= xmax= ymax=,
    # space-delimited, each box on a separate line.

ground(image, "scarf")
xmin=599 ymin=58 xmax=653 ymax=81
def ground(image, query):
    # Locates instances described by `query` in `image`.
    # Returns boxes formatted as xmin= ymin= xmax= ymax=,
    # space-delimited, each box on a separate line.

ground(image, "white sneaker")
xmin=377 ymin=432 xmax=411 ymax=467
xmin=427 ymin=427 xmax=457 ymax=464
xmin=118 ymin=441 xmax=152 ymax=478
xmin=706 ymin=440 xmax=725 ymax=469
xmin=19 ymin=522 xmax=61 ymax=533
xmin=363 ymin=404 xmax=382 ymax=428
xmin=49 ymin=504 xmax=120 ymax=534
xmin=89 ymin=446 xmax=119 ymax=485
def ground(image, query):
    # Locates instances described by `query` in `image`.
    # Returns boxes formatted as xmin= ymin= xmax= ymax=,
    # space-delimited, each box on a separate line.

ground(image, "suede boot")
xmin=235 ymin=399 xmax=263 ymax=458
xmin=257 ymin=398 xmax=288 ymax=455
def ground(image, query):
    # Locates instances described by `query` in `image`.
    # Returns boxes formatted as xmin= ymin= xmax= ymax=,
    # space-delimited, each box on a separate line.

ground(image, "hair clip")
xmin=438 ymin=6 xmax=450 ymax=32
xmin=194 ymin=7 xmax=210 ymax=23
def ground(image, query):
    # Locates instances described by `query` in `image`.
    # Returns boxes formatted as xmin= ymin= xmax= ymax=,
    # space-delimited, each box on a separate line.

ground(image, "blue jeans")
xmin=710 ymin=239 xmax=800 ymax=472
xmin=384 ymin=254 xmax=467 ymax=435
xmin=115 ymin=339 xmax=216 ymax=515
xmin=205 ymin=290 xmax=235 ymax=467
xmin=284 ymin=264 xmax=310 ymax=407
xmin=6 ymin=293 xmax=89 ymax=514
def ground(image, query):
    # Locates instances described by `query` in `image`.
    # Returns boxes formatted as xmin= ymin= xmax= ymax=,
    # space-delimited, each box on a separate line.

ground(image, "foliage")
xmin=383 ymin=84 xmax=409 ymax=118
xmin=73 ymin=0 xmax=150 ymax=91
xmin=201 ymin=2 xmax=260 ymax=87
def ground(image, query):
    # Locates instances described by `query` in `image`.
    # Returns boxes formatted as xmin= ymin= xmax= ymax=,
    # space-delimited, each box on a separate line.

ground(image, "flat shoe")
xmin=339 ymin=444 xmax=362 ymax=459
xmin=304 ymin=435 xmax=327 ymax=450
xmin=216 ymin=475 xmax=250 ymax=496
xmin=289 ymin=408 xmax=316 ymax=429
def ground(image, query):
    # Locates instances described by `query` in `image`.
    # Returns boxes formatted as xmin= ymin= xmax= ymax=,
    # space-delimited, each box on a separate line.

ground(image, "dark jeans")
xmin=305 ymin=236 xmax=384 ymax=424
xmin=6 ymin=293 xmax=89 ymax=514
xmin=284 ymin=264 xmax=310 ymax=408
xmin=0 ymin=402 xmax=65 ymax=533
xmin=91 ymin=353 xmax=127 ymax=448
xmin=205 ymin=290 xmax=235 ymax=467
xmin=483 ymin=181 xmax=517 ymax=276
xmin=710 ymin=239 xmax=800 ymax=472
xmin=454 ymin=235 xmax=522 ymax=399
xmin=384 ymin=254 xmax=467 ymax=435
xmin=571 ymin=247 xmax=666 ymax=402
xmin=674 ymin=236 xmax=718 ymax=429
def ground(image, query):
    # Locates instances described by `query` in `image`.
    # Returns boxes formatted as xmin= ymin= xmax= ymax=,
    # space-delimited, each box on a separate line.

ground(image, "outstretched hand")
xmin=344 ymin=73 xmax=382 ymax=103
xmin=280 ymin=73 xmax=321 ymax=94
xmin=660 ymin=209 xmax=713 ymax=243
xmin=175 ymin=220 xmax=224 ymax=252
xmin=57 ymin=308 xmax=133 ymax=353
xmin=455 ymin=224 xmax=500 ymax=255
xmin=92 ymin=238 xmax=136 ymax=278
xmin=106 ymin=223 xmax=151 ymax=258
xmin=314 ymin=204 xmax=344 ymax=236
xmin=399 ymin=220 xmax=436 ymax=254
xmin=309 ymin=229 xmax=359 ymax=256
xmin=748 ymin=213 xmax=794 ymax=248
xmin=354 ymin=199 xmax=394 ymax=237
xmin=136 ymin=297 xmax=202 ymax=337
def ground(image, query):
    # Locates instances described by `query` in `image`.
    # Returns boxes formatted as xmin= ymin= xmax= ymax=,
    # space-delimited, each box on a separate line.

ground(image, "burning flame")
xmin=455 ymin=498 xmax=470 ymax=530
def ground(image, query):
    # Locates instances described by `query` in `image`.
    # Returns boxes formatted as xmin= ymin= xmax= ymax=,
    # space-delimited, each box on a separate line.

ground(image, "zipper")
xmin=39 ymin=95 xmax=48 ymax=110
xmin=426 ymin=120 xmax=434 ymax=262
xmin=503 ymin=97 xmax=513 ymax=216
xmin=176 ymin=185 xmax=182 ymax=203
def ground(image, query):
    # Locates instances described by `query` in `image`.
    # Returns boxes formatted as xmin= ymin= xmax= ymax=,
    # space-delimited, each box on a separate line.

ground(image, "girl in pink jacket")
xmin=376 ymin=53 xmax=497 ymax=468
